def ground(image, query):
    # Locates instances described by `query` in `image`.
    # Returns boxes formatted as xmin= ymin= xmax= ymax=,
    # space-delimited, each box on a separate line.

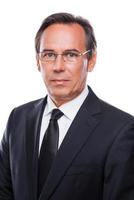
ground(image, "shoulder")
xmin=14 ymin=98 xmax=45 ymax=111
xmin=88 ymin=86 xmax=134 ymax=124
xmin=99 ymin=98 xmax=134 ymax=125
xmin=3 ymin=98 xmax=46 ymax=140
xmin=8 ymin=97 xmax=46 ymax=121
xmin=88 ymin=88 xmax=134 ymax=126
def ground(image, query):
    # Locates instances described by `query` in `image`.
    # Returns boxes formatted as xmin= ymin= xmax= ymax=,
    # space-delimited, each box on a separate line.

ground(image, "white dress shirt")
xmin=39 ymin=86 xmax=89 ymax=151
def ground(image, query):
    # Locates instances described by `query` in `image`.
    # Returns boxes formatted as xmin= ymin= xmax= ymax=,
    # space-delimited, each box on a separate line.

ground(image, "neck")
xmin=49 ymin=88 xmax=86 ymax=107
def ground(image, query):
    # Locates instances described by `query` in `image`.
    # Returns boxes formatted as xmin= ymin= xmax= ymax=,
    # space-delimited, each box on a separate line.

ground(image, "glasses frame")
xmin=37 ymin=49 xmax=91 ymax=64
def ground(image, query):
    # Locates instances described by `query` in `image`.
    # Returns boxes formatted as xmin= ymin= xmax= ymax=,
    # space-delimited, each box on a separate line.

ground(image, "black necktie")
xmin=38 ymin=109 xmax=63 ymax=195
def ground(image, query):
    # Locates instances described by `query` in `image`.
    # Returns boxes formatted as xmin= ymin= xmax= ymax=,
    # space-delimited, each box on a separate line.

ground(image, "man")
xmin=0 ymin=12 xmax=134 ymax=200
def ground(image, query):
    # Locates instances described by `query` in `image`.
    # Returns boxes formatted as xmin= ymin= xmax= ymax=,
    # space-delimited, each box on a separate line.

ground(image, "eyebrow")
xmin=40 ymin=49 xmax=54 ymax=53
xmin=40 ymin=48 xmax=80 ymax=53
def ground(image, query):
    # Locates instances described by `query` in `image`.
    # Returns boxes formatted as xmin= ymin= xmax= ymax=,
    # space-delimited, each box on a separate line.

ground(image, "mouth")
xmin=50 ymin=79 xmax=69 ymax=86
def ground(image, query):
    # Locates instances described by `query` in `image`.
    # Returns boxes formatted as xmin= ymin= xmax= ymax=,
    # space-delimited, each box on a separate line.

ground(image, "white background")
xmin=0 ymin=0 xmax=134 ymax=139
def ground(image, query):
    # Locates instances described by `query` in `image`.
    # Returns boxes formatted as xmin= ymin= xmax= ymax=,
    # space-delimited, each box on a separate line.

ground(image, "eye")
xmin=41 ymin=52 xmax=56 ymax=59
xmin=65 ymin=52 xmax=79 ymax=58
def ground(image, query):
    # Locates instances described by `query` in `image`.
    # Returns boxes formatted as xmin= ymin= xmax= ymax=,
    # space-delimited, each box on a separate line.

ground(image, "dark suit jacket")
xmin=0 ymin=87 xmax=134 ymax=200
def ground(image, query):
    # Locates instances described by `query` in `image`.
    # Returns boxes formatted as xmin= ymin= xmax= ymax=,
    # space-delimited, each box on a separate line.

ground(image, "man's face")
xmin=37 ymin=23 xmax=96 ymax=106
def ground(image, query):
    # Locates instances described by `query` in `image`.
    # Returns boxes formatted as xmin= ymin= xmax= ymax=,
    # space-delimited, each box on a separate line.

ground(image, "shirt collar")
xmin=44 ymin=86 xmax=89 ymax=121
xmin=44 ymin=96 xmax=57 ymax=116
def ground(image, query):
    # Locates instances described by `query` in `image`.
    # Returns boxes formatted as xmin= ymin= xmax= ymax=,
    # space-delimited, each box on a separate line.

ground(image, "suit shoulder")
xmin=13 ymin=97 xmax=46 ymax=114
xmin=99 ymin=99 xmax=134 ymax=123
xmin=4 ymin=98 xmax=46 ymax=137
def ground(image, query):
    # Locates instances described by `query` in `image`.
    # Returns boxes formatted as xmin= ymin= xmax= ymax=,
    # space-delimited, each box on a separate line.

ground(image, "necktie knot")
xmin=50 ymin=109 xmax=64 ymax=121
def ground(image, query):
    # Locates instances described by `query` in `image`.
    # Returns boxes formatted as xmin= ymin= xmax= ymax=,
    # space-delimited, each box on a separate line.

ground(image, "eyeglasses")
xmin=38 ymin=49 xmax=91 ymax=64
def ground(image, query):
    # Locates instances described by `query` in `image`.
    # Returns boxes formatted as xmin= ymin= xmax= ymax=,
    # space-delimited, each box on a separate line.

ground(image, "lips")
xmin=51 ymin=79 xmax=69 ymax=85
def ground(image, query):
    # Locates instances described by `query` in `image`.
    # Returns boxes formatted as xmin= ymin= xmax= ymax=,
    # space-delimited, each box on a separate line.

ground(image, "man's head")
xmin=35 ymin=13 xmax=97 ymax=106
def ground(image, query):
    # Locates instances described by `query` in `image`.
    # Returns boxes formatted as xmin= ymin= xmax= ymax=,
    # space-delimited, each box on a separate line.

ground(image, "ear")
xmin=87 ymin=51 xmax=97 ymax=72
xmin=36 ymin=54 xmax=41 ymax=72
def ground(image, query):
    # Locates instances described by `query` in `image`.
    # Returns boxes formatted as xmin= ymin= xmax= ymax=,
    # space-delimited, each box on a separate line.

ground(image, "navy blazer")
xmin=0 ymin=87 xmax=134 ymax=200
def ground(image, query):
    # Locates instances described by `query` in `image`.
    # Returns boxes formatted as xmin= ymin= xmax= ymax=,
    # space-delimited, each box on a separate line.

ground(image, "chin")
xmin=49 ymin=89 xmax=71 ymax=100
xmin=51 ymin=92 xmax=70 ymax=99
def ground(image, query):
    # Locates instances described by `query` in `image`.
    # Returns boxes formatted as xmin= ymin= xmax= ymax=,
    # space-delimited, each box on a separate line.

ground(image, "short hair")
xmin=35 ymin=12 xmax=97 ymax=59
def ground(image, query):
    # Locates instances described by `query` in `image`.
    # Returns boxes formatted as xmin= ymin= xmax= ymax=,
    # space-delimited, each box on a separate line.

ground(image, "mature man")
xmin=0 ymin=12 xmax=134 ymax=200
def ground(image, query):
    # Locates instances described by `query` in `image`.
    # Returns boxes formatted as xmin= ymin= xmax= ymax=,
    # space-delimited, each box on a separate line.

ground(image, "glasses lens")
xmin=40 ymin=52 xmax=56 ymax=62
xmin=63 ymin=51 xmax=80 ymax=63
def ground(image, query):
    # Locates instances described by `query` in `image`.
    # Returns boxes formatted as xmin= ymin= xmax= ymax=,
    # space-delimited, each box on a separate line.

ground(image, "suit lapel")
xmin=25 ymin=97 xmax=47 ymax=200
xmin=40 ymin=88 xmax=102 ymax=200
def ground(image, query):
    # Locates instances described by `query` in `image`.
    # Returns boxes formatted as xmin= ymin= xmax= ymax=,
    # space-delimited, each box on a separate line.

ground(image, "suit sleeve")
xmin=0 ymin=110 xmax=14 ymax=200
xmin=103 ymin=120 xmax=134 ymax=200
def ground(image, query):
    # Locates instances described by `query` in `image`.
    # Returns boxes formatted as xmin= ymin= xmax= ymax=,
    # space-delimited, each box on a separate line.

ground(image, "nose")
xmin=52 ymin=55 xmax=65 ymax=72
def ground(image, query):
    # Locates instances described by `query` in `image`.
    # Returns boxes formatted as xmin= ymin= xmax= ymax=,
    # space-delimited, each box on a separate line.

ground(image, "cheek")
xmin=40 ymin=65 xmax=49 ymax=79
xmin=39 ymin=67 xmax=49 ymax=86
xmin=40 ymin=67 xmax=45 ymax=78
xmin=74 ymin=63 xmax=88 ymax=81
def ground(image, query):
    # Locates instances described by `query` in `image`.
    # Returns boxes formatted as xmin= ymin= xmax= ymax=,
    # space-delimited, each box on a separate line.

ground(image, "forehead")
xmin=39 ymin=23 xmax=87 ymax=51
